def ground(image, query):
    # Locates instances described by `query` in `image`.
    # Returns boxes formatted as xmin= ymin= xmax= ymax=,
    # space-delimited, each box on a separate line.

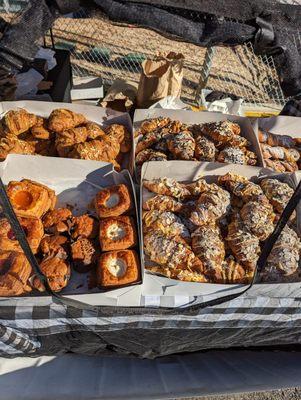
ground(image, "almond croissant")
xmin=4 ymin=109 xmax=37 ymax=136
xmin=69 ymin=135 xmax=120 ymax=161
xmin=55 ymin=126 xmax=88 ymax=157
xmin=48 ymin=109 xmax=86 ymax=133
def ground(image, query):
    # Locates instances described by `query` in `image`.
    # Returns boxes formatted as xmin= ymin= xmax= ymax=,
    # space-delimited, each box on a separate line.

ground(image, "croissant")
xmin=139 ymin=117 xmax=171 ymax=135
xmin=40 ymin=235 xmax=69 ymax=257
xmin=85 ymin=122 xmax=105 ymax=140
xmin=55 ymin=126 xmax=88 ymax=157
xmin=70 ymin=135 xmax=120 ymax=161
xmin=264 ymin=158 xmax=286 ymax=172
xmin=146 ymin=265 xmax=208 ymax=282
xmin=106 ymin=124 xmax=131 ymax=153
xmin=136 ymin=149 xmax=167 ymax=165
xmin=33 ymin=255 xmax=71 ymax=292
xmin=226 ymin=135 xmax=249 ymax=148
xmin=261 ymin=226 xmax=301 ymax=282
xmin=48 ymin=109 xmax=86 ymax=133
xmin=167 ymin=131 xmax=195 ymax=160
xmin=143 ymin=194 xmax=184 ymax=212
xmin=0 ymin=135 xmax=35 ymax=160
xmin=194 ymin=136 xmax=216 ymax=161
xmin=143 ymin=178 xmax=191 ymax=200
xmin=167 ymin=120 xmax=186 ymax=133
xmin=0 ymin=251 xmax=32 ymax=296
xmin=258 ymin=130 xmax=295 ymax=148
xmin=226 ymin=216 xmax=260 ymax=270
xmin=240 ymin=201 xmax=275 ymax=240
xmin=217 ymin=147 xmax=246 ymax=164
xmin=144 ymin=230 xmax=204 ymax=273
xmin=143 ymin=210 xmax=191 ymax=243
xmin=31 ymin=117 xmax=51 ymax=140
xmin=280 ymin=160 xmax=298 ymax=172
xmin=3 ymin=109 xmax=37 ymax=136
xmin=218 ymin=173 xmax=264 ymax=203
xmin=219 ymin=257 xmax=254 ymax=284
xmin=201 ymin=121 xmax=240 ymax=147
xmin=190 ymin=185 xmax=231 ymax=226
xmin=260 ymin=178 xmax=294 ymax=213
xmin=261 ymin=143 xmax=300 ymax=162
xmin=191 ymin=225 xmax=225 ymax=278
xmin=185 ymin=178 xmax=210 ymax=196
xmin=135 ymin=128 xmax=170 ymax=154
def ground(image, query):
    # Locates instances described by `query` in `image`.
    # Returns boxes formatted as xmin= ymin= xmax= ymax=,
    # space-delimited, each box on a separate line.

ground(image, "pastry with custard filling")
xmin=99 ymin=216 xmax=137 ymax=251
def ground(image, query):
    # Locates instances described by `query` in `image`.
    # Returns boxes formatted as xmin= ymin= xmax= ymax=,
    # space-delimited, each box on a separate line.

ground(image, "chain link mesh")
xmin=0 ymin=1 xmax=294 ymax=108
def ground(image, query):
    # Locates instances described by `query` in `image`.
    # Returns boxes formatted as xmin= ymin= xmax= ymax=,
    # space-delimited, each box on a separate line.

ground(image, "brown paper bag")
xmin=100 ymin=79 xmax=138 ymax=112
xmin=137 ymin=52 xmax=184 ymax=108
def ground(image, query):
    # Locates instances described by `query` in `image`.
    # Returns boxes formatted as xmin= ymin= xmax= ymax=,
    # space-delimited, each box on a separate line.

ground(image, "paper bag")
xmin=100 ymin=79 xmax=138 ymax=112
xmin=137 ymin=52 xmax=184 ymax=108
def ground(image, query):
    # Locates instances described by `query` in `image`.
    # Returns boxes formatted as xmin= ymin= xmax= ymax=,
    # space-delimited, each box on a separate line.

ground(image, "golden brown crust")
xmin=71 ymin=238 xmax=98 ymax=273
xmin=95 ymin=184 xmax=132 ymax=218
xmin=0 ymin=251 xmax=32 ymax=296
xmin=136 ymin=149 xmax=167 ymax=166
xmin=55 ymin=126 xmax=88 ymax=157
xmin=194 ymin=136 xmax=216 ymax=161
xmin=48 ymin=109 xmax=86 ymax=133
xmin=143 ymin=178 xmax=191 ymax=200
xmin=0 ymin=135 xmax=36 ymax=160
xmin=106 ymin=124 xmax=131 ymax=153
xmin=7 ymin=179 xmax=56 ymax=218
xmin=4 ymin=109 xmax=37 ymax=136
xmin=71 ymin=214 xmax=99 ymax=240
xmin=142 ymin=194 xmax=183 ymax=212
xmin=40 ymin=235 xmax=69 ymax=256
xmin=85 ymin=122 xmax=106 ymax=140
xmin=99 ymin=215 xmax=137 ymax=251
xmin=70 ymin=136 xmax=120 ymax=161
xmin=31 ymin=117 xmax=51 ymax=140
xmin=33 ymin=256 xmax=70 ymax=292
xmin=0 ymin=216 xmax=43 ymax=254
xmin=167 ymin=131 xmax=195 ymax=160
xmin=97 ymin=249 xmax=140 ymax=287
xmin=139 ymin=117 xmax=171 ymax=135
xmin=42 ymin=208 xmax=72 ymax=234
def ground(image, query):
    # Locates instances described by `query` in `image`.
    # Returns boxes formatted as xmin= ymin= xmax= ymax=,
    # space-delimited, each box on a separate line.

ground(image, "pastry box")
xmin=133 ymin=109 xmax=264 ymax=179
xmin=140 ymin=160 xmax=301 ymax=308
xmin=0 ymin=100 xmax=134 ymax=174
xmin=0 ymin=154 xmax=142 ymax=306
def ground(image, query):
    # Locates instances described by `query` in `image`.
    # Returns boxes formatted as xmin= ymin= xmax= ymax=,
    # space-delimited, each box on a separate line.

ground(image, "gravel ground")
xmin=183 ymin=388 xmax=301 ymax=399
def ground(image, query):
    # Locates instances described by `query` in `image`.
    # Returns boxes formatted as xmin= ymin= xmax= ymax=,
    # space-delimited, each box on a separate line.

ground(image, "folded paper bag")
xmin=137 ymin=52 xmax=184 ymax=108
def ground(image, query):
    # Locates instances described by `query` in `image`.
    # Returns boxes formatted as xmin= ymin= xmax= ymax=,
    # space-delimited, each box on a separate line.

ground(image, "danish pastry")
xmin=0 ymin=251 xmax=32 ymax=296
xmin=95 ymin=184 xmax=132 ymax=218
xmin=48 ymin=109 xmax=86 ymax=133
xmin=167 ymin=131 xmax=195 ymax=160
xmin=4 ymin=109 xmax=37 ymax=136
xmin=42 ymin=208 xmax=72 ymax=234
xmin=194 ymin=136 xmax=216 ymax=161
xmin=143 ymin=178 xmax=191 ymax=200
xmin=142 ymin=194 xmax=184 ymax=212
xmin=71 ymin=238 xmax=98 ymax=273
xmin=71 ymin=214 xmax=99 ymax=240
xmin=260 ymin=178 xmax=294 ymax=213
xmin=97 ymin=249 xmax=140 ymax=287
xmin=7 ymin=179 xmax=56 ymax=218
xmin=40 ymin=235 xmax=69 ymax=257
xmin=0 ymin=216 xmax=43 ymax=254
xmin=33 ymin=256 xmax=71 ymax=292
xmin=240 ymin=201 xmax=275 ymax=241
xmin=143 ymin=210 xmax=191 ymax=243
xmin=31 ymin=117 xmax=51 ymax=140
xmin=99 ymin=215 xmax=137 ymax=251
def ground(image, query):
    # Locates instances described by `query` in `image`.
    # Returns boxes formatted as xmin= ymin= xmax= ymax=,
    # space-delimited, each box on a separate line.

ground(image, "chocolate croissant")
xmin=31 ymin=117 xmax=51 ymax=140
xmin=48 ymin=109 xmax=86 ymax=133
xmin=167 ymin=131 xmax=195 ymax=160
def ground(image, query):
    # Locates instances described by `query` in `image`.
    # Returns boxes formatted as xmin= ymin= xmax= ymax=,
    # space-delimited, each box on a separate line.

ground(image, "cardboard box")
xmin=140 ymin=160 xmax=300 ymax=307
xmin=0 ymin=100 xmax=134 ymax=174
xmin=0 ymin=154 xmax=142 ymax=306
xmin=133 ymin=109 xmax=264 ymax=179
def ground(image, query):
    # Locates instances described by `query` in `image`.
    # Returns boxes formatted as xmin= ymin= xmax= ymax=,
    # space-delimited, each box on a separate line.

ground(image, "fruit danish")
xmin=99 ymin=216 xmax=137 ymax=251
xmin=95 ymin=184 xmax=132 ymax=218
xmin=0 ymin=251 xmax=32 ymax=296
xmin=97 ymin=249 xmax=140 ymax=287
xmin=0 ymin=216 xmax=43 ymax=254
xmin=7 ymin=179 xmax=56 ymax=218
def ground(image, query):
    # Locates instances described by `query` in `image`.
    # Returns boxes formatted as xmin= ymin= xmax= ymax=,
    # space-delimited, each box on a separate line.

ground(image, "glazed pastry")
xmin=106 ymin=124 xmax=131 ymax=153
xmin=48 ymin=109 xmax=86 ymax=133
xmin=258 ymin=130 xmax=295 ymax=148
xmin=97 ymin=249 xmax=140 ymax=287
xmin=218 ymin=173 xmax=264 ymax=203
xmin=55 ymin=126 xmax=88 ymax=157
xmin=0 ymin=135 xmax=35 ymax=160
xmin=143 ymin=178 xmax=191 ymax=200
xmin=146 ymin=265 xmax=208 ymax=282
xmin=217 ymin=147 xmax=246 ymax=164
xmin=226 ymin=216 xmax=260 ymax=270
xmin=167 ymin=131 xmax=195 ymax=160
xmin=3 ymin=109 xmax=37 ymax=135
xmin=261 ymin=226 xmax=301 ymax=282
xmin=40 ymin=235 xmax=69 ymax=257
xmin=95 ymin=184 xmax=132 ymax=218
xmin=143 ymin=210 xmax=191 ymax=243
xmin=99 ymin=215 xmax=137 ymax=251
xmin=139 ymin=117 xmax=171 ymax=135
xmin=71 ymin=214 xmax=98 ymax=240
xmin=43 ymin=208 xmax=72 ymax=234
xmin=144 ymin=230 xmax=204 ymax=273
xmin=264 ymin=159 xmax=286 ymax=173
xmin=33 ymin=256 xmax=71 ymax=292
xmin=7 ymin=179 xmax=56 ymax=218
xmin=31 ymin=117 xmax=51 ymax=140
xmin=191 ymin=225 xmax=225 ymax=278
xmin=0 ymin=251 xmax=32 ymax=296
xmin=70 ymin=136 xmax=120 ymax=162
xmin=136 ymin=149 xmax=167 ymax=165
xmin=190 ymin=185 xmax=231 ymax=226
xmin=142 ymin=194 xmax=184 ymax=212
xmin=0 ymin=216 xmax=43 ymax=254
xmin=85 ymin=122 xmax=105 ymax=140
xmin=260 ymin=178 xmax=294 ymax=213
xmin=194 ymin=136 xmax=216 ymax=161
xmin=71 ymin=238 xmax=98 ymax=273
xmin=240 ymin=201 xmax=275 ymax=240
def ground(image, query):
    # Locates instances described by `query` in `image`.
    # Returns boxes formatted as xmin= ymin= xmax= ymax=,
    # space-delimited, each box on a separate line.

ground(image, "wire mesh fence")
xmin=0 ymin=1 xmax=295 ymax=108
